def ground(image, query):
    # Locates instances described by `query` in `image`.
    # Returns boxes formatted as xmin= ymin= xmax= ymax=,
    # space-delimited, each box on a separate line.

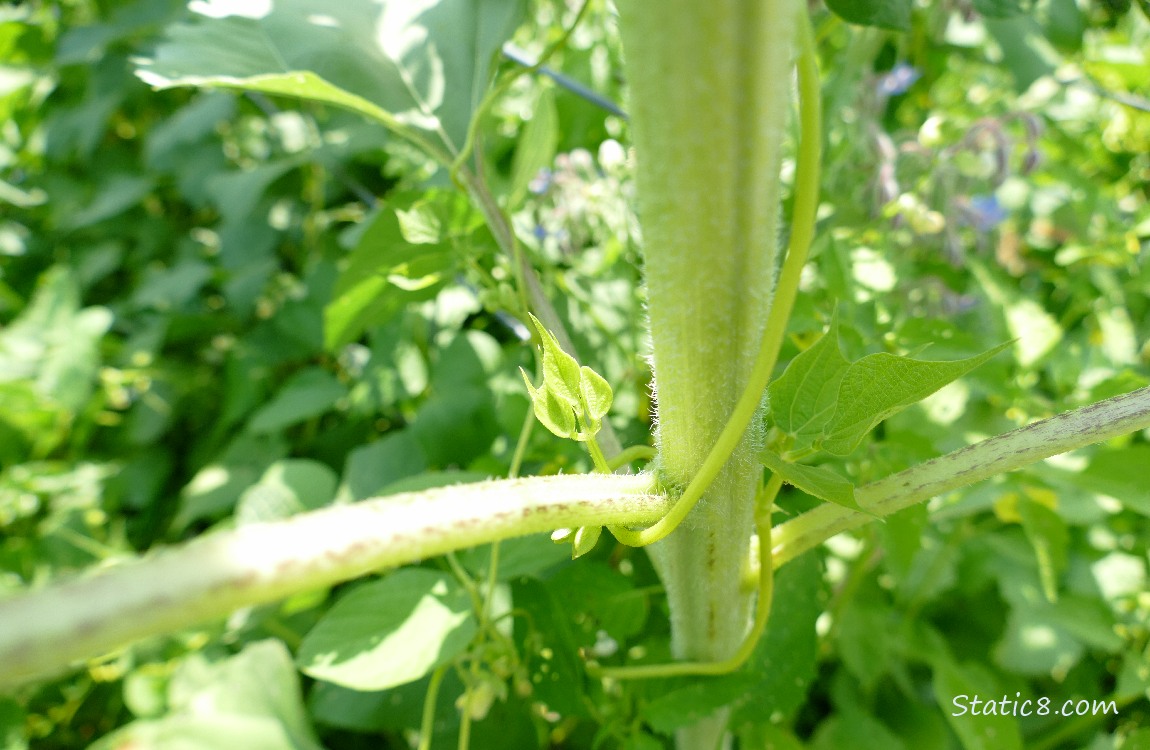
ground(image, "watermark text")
xmin=952 ymin=694 xmax=1117 ymax=718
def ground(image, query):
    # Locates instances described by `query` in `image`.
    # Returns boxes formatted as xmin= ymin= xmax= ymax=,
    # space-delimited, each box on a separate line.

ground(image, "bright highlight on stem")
xmin=0 ymin=474 xmax=662 ymax=691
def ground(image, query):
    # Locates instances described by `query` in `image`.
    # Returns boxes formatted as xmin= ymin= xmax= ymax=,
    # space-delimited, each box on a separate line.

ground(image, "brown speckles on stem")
xmin=0 ymin=473 xmax=664 ymax=689
xmin=773 ymin=386 xmax=1150 ymax=568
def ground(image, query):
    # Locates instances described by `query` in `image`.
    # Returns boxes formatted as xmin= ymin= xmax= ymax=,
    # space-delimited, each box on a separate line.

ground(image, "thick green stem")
xmin=0 ymin=473 xmax=660 ymax=691
xmin=617 ymin=0 xmax=798 ymax=746
xmin=610 ymin=6 xmax=821 ymax=548
xmin=772 ymin=385 xmax=1150 ymax=566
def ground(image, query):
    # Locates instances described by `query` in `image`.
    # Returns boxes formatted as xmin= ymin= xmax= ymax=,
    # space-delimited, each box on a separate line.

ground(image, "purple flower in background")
xmin=969 ymin=194 xmax=1007 ymax=232
xmin=877 ymin=63 xmax=921 ymax=96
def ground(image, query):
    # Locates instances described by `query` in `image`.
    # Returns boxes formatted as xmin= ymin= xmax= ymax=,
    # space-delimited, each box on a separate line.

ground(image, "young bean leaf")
xmin=767 ymin=313 xmax=850 ymax=452
xmin=579 ymin=365 xmax=613 ymax=423
xmin=820 ymin=340 xmax=1012 ymax=455
xmin=768 ymin=314 xmax=1010 ymax=457
xmin=528 ymin=313 xmax=583 ymax=409
xmin=520 ymin=367 xmax=577 ymax=439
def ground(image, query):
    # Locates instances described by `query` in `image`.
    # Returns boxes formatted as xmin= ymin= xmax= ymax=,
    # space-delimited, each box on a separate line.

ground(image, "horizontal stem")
xmin=0 ymin=473 xmax=661 ymax=691
xmin=772 ymin=385 xmax=1150 ymax=567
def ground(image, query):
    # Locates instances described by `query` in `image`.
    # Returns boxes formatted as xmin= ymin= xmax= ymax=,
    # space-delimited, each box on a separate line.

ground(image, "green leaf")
xmin=246 ymin=367 xmax=346 ymax=433
xmin=136 ymin=0 xmax=527 ymax=160
xmin=528 ymin=313 xmax=582 ymax=408
xmin=91 ymin=641 xmax=322 ymax=750
xmin=974 ymin=0 xmax=1023 ymax=17
xmin=579 ymin=365 xmax=613 ymax=423
xmin=174 ymin=434 xmax=289 ymax=529
xmin=235 ymin=459 xmax=338 ymax=524
xmin=824 ymin=0 xmax=912 ymax=30
xmin=759 ymin=450 xmax=861 ymax=512
xmin=768 ymin=314 xmax=851 ymax=450
xmin=61 ymin=173 xmax=154 ymax=230
xmin=457 ymin=534 xmax=571 ymax=581
xmin=0 ymin=266 xmax=112 ymax=413
xmin=810 ymin=708 xmax=908 ymax=750
xmin=509 ymin=87 xmax=559 ymax=205
xmin=641 ymin=675 xmax=758 ymax=735
xmin=736 ymin=724 xmax=806 ymax=750
xmin=511 ymin=578 xmax=588 ymax=717
xmin=732 ymin=552 xmax=825 ymax=727
xmin=983 ymin=17 xmax=1060 ymax=93
xmin=324 ymin=209 xmax=453 ymax=351
xmin=820 ymin=340 xmax=1011 ymax=456
xmin=933 ymin=659 xmax=1023 ymax=750
xmin=297 ymin=569 xmax=477 ymax=691
xmin=1048 ymin=445 xmax=1150 ymax=517
xmin=546 ymin=561 xmax=649 ymax=641
xmin=338 ymin=432 xmax=427 ymax=502
xmin=521 ymin=367 xmax=576 ymax=438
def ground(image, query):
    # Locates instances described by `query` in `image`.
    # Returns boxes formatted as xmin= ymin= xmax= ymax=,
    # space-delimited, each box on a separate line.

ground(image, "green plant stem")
xmin=771 ymin=385 xmax=1150 ymax=568
xmin=615 ymin=4 xmax=801 ymax=745
xmin=607 ymin=444 xmax=657 ymax=472
xmin=586 ymin=434 xmax=612 ymax=474
xmin=0 ymin=473 xmax=662 ymax=690
xmin=607 ymin=6 xmax=820 ymax=549
xmin=591 ymin=473 xmax=781 ymax=680
xmin=418 ymin=665 xmax=448 ymax=750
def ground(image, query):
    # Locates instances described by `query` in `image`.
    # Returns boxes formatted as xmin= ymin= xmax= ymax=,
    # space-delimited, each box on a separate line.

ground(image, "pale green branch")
xmin=0 ymin=473 xmax=661 ymax=691
xmin=772 ymin=385 xmax=1150 ymax=567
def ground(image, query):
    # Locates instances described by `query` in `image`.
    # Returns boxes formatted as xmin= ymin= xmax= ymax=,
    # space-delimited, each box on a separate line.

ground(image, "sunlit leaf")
xmin=297 ymin=569 xmax=476 ymax=691
xmin=821 ymin=340 xmax=1011 ymax=455
xmin=136 ymin=0 xmax=528 ymax=160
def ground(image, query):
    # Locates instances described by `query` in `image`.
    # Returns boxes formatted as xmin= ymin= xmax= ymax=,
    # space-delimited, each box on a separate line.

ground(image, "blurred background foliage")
xmin=0 ymin=0 xmax=1148 ymax=748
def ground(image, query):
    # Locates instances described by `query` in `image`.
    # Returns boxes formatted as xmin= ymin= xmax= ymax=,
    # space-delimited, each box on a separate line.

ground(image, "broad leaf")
xmin=975 ymin=0 xmax=1024 ymax=17
xmin=235 ymin=459 xmax=338 ymax=524
xmin=641 ymin=675 xmax=758 ymax=735
xmin=759 ymin=450 xmax=861 ymax=512
xmin=1017 ymin=494 xmax=1068 ymax=603
xmin=767 ymin=315 xmax=850 ymax=449
xmin=136 ymin=0 xmax=527 ymax=160
xmin=821 ymin=340 xmax=1011 ymax=455
xmin=824 ymin=0 xmax=912 ymax=30
xmin=246 ymin=367 xmax=346 ymax=433
xmin=732 ymin=552 xmax=825 ymax=726
xmin=297 ymin=569 xmax=476 ymax=691
xmin=91 ymin=641 xmax=322 ymax=750
xmin=324 ymin=208 xmax=453 ymax=350
xmin=933 ymin=658 xmax=1024 ymax=750
xmin=509 ymin=87 xmax=559 ymax=206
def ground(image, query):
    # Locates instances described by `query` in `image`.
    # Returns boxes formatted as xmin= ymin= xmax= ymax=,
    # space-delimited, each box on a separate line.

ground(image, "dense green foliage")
xmin=2 ymin=0 xmax=1149 ymax=748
